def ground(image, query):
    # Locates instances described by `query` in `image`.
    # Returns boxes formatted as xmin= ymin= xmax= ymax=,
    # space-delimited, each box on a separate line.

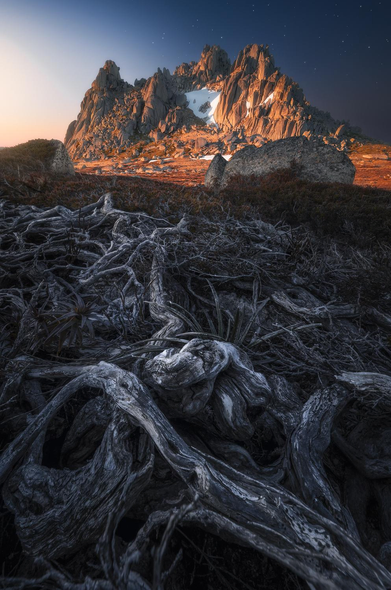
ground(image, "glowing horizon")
xmin=1 ymin=0 xmax=390 ymax=147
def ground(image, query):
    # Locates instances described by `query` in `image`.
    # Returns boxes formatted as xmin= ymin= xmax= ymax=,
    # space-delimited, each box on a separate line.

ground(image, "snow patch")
xmin=185 ymin=88 xmax=221 ymax=125
xmin=246 ymin=100 xmax=251 ymax=117
xmin=200 ymin=154 xmax=232 ymax=161
xmin=262 ymin=92 xmax=274 ymax=106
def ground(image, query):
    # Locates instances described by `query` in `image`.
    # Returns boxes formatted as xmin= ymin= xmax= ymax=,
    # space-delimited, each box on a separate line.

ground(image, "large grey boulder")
xmin=204 ymin=154 xmax=227 ymax=189
xmin=208 ymin=137 xmax=355 ymax=189
xmin=50 ymin=140 xmax=75 ymax=175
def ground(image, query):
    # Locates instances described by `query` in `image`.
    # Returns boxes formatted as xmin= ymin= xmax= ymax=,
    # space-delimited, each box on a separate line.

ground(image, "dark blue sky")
xmin=1 ymin=0 xmax=390 ymax=145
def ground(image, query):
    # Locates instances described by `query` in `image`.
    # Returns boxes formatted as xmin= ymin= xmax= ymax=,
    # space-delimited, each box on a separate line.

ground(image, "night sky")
xmin=0 ymin=0 xmax=390 ymax=145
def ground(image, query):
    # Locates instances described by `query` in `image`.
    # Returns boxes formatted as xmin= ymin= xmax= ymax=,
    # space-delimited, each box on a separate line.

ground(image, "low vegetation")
xmin=2 ymin=166 xmax=391 ymax=244
xmin=0 ymin=139 xmax=57 ymax=175
xmin=1 ymin=163 xmax=391 ymax=590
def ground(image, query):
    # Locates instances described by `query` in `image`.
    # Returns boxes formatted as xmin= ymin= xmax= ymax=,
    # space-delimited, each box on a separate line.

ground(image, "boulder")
xmin=50 ymin=140 xmax=76 ymax=175
xmin=206 ymin=137 xmax=355 ymax=189
xmin=194 ymin=137 xmax=208 ymax=150
xmin=204 ymin=154 xmax=227 ymax=189
xmin=150 ymin=130 xmax=163 ymax=142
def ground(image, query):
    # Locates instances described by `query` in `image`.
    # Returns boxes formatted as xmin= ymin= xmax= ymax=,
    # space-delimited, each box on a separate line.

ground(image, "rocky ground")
xmin=349 ymin=143 xmax=391 ymax=190
xmin=73 ymin=133 xmax=391 ymax=191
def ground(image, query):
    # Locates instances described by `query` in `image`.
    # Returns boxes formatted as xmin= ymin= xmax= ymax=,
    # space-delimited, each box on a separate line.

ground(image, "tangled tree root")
xmin=1 ymin=194 xmax=391 ymax=589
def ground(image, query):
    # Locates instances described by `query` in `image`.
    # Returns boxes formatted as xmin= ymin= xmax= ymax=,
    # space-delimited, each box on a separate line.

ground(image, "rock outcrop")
xmin=50 ymin=140 xmax=76 ymax=175
xmin=207 ymin=137 xmax=356 ymax=189
xmin=0 ymin=139 xmax=75 ymax=176
xmin=174 ymin=45 xmax=231 ymax=92
xmin=65 ymin=62 xmax=185 ymax=159
xmin=204 ymin=153 xmax=227 ymax=188
xmin=213 ymin=44 xmax=342 ymax=141
xmin=65 ymin=45 xmax=354 ymax=160
xmin=65 ymin=61 xmax=131 ymax=158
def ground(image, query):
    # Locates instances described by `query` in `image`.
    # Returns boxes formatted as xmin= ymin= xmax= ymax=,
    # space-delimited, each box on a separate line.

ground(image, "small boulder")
xmin=219 ymin=137 xmax=355 ymax=188
xmin=194 ymin=137 xmax=208 ymax=150
xmin=204 ymin=153 xmax=227 ymax=189
xmin=50 ymin=140 xmax=75 ymax=175
xmin=150 ymin=130 xmax=163 ymax=142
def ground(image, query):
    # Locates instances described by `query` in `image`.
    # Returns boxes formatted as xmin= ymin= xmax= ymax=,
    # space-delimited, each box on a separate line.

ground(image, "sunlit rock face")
xmin=64 ymin=45 xmax=350 ymax=160
xmin=65 ymin=61 xmax=186 ymax=159
xmin=173 ymin=44 xmax=231 ymax=92
xmin=64 ymin=60 xmax=132 ymax=158
xmin=213 ymin=44 xmax=341 ymax=140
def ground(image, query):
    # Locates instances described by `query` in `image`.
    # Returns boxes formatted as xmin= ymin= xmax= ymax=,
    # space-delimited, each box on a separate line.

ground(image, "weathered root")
xmin=1 ymin=195 xmax=391 ymax=589
xmin=0 ymin=360 xmax=390 ymax=589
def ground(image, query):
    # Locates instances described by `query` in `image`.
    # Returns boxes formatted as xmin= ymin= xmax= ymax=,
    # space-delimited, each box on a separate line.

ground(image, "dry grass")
xmin=2 ymin=167 xmax=391 ymax=248
xmin=221 ymin=169 xmax=391 ymax=246
xmin=0 ymin=139 xmax=57 ymax=175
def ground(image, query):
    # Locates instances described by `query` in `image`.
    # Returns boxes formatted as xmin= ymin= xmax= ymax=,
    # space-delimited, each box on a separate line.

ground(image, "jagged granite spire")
xmin=64 ymin=61 xmax=187 ymax=158
xmin=213 ymin=43 xmax=338 ymax=140
xmin=64 ymin=60 xmax=131 ymax=157
xmin=173 ymin=45 xmax=231 ymax=92
xmin=92 ymin=60 xmax=122 ymax=90
xmin=65 ymin=44 xmax=349 ymax=159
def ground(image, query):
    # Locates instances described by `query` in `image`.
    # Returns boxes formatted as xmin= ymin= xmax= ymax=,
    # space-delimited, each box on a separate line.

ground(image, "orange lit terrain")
xmin=349 ymin=144 xmax=391 ymax=190
xmin=73 ymin=156 xmax=209 ymax=185
xmin=74 ymin=142 xmax=391 ymax=190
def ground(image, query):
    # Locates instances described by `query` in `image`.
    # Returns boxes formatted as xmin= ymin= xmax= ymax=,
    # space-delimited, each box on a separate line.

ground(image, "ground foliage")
xmin=1 ymin=170 xmax=391 ymax=589
xmin=0 ymin=140 xmax=57 ymax=175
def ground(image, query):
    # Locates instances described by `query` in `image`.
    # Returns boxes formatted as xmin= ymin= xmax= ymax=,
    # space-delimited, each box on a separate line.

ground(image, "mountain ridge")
xmin=64 ymin=43 xmax=358 ymax=160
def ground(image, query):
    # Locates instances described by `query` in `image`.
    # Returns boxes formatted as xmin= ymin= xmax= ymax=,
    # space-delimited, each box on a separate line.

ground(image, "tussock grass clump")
xmin=0 ymin=139 xmax=57 ymax=174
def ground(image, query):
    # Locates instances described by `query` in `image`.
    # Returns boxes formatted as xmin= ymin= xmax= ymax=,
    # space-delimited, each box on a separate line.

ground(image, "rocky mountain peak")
xmin=196 ymin=44 xmax=231 ymax=78
xmin=173 ymin=44 xmax=231 ymax=92
xmin=213 ymin=43 xmax=338 ymax=141
xmin=232 ymin=44 xmax=275 ymax=79
xmin=92 ymin=60 xmax=123 ymax=91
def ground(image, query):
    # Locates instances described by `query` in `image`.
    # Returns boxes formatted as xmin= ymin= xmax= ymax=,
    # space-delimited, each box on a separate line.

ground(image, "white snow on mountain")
xmin=200 ymin=154 xmax=232 ymax=161
xmin=262 ymin=92 xmax=274 ymax=105
xmin=185 ymin=88 xmax=221 ymax=124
